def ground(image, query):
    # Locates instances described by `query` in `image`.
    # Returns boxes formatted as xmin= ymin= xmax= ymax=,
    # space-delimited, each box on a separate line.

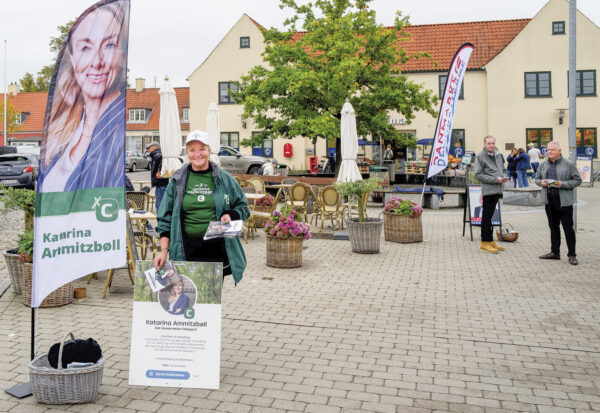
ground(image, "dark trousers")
xmin=481 ymin=194 xmax=499 ymax=242
xmin=545 ymin=197 xmax=576 ymax=257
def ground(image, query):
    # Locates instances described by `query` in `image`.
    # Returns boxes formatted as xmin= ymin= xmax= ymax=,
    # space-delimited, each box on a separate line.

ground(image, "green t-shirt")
xmin=181 ymin=169 xmax=217 ymax=238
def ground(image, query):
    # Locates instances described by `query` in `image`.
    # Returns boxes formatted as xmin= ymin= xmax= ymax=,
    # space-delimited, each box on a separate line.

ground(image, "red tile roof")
xmin=288 ymin=18 xmax=530 ymax=72
xmin=126 ymin=87 xmax=190 ymax=131
xmin=0 ymin=92 xmax=48 ymax=133
xmin=0 ymin=87 xmax=190 ymax=135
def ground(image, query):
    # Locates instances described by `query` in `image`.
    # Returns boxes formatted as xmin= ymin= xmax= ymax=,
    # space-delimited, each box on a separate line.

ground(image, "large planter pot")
xmin=266 ymin=236 xmax=303 ymax=268
xmin=21 ymin=263 xmax=74 ymax=308
xmin=383 ymin=212 xmax=423 ymax=243
xmin=3 ymin=249 xmax=23 ymax=294
xmin=346 ymin=218 xmax=383 ymax=254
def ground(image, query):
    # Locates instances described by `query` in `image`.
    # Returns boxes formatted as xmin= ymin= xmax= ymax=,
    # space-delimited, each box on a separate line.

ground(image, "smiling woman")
xmin=37 ymin=0 xmax=130 ymax=193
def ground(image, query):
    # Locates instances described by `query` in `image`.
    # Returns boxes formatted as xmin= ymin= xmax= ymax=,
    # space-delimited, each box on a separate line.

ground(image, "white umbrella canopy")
xmin=206 ymin=102 xmax=221 ymax=166
xmin=159 ymin=78 xmax=183 ymax=176
xmin=336 ymin=100 xmax=363 ymax=183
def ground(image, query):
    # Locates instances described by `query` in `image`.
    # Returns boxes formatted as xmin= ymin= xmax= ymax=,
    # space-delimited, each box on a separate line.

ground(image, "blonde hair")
xmin=168 ymin=281 xmax=183 ymax=303
xmin=42 ymin=1 xmax=129 ymax=167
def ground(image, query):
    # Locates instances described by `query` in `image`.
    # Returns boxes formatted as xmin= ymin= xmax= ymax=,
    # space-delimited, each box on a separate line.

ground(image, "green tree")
xmin=19 ymin=20 xmax=74 ymax=92
xmin=0 ymin=100 xmax=23 ymax=134
xmin=234 ymin=0 xmax=438 ymax=169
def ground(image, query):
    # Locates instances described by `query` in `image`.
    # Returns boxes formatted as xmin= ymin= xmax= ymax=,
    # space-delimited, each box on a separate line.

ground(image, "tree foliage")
xmin=0 ymin=101 xmax=23 ymax=134
xmin=234 ymin=0 xmax=438 ymax=154
xmin=19 ymin=20 xmax=74 ymax=92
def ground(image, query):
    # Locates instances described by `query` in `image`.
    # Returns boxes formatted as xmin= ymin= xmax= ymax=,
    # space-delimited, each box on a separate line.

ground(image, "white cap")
xmin=527 ymin=143 xmax=534 ymax=147
xmin=186 ymin=130 xmax=210 ymax=146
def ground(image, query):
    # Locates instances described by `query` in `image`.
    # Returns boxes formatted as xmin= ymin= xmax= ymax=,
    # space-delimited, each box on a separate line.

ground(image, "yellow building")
xmin=188 ymin=0 xmax=599 ymax=169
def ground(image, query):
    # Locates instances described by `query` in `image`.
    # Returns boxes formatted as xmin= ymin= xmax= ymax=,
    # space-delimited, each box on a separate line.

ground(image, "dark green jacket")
xmin=474 ymin=148 xmax=506 ymax=195
xmin=534 ymin=156 xmax=581 ymax=207
xmin=155 ymin=162 xmax=249 ymax=283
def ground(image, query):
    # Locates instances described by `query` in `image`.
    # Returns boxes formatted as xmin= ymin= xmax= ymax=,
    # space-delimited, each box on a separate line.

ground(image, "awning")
xmin=416 ymin=138 xmax=433 ymax=145
xmin=358 ymin=139 xmax=379 ymax=146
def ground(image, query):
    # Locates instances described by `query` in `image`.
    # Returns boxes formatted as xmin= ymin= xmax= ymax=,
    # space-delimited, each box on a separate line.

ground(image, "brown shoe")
xmin=490 ymin=241 xmax=505 ymax=251
xmin=480 ymin=242 xmax=499 ymax=254
xmin=568 ymin=256 xmax=578 ymax=265
xmin=539 ymin=252 xmax=560 ymax=260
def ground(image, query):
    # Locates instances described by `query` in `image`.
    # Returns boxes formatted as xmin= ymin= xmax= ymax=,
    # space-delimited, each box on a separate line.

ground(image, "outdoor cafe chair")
xmin=286 ymin=182 xmax=310 ymax=221
xmin=241 ymin=186 xmax=258 ymax=242
xmin=245 ymin=177 xmax=266 ymax=195
xmin=316 ymin=185 xmax=346 ymax=230
xmin=250 ymin=187 xmax=283 ymax=230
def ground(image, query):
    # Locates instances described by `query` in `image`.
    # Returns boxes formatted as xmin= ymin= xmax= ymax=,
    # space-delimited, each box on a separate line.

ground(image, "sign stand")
xmin=463 ymin=185 xmax=503 ymax=242
xmin=4 ymin=308 xmax=35 ymax=398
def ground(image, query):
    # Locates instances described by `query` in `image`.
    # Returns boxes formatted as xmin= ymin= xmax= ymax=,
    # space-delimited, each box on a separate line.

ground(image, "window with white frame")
xmin=128 ymin=109 xmax=147 ymax=123
xmin=182 ymin=108 xmax=190 ymax=122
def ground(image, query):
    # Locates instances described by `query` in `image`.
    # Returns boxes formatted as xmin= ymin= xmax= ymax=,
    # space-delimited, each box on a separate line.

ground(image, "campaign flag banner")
xmin=468 ymin=185 xmax=501 ymax=227
xmin=129 ymin=261 xmax=223 ymax=389
xmin=426 ymin=43 xmax=474 ymax=179
xmin=32 ymin=0 xmax=130 ymax=307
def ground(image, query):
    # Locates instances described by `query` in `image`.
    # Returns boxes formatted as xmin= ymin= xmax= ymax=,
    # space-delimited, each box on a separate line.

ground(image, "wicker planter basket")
xmin=21 ymin=263 xmax=74 ymax=307
xmin=383 ymin=212 xmax=423 ymax=243
xmin=266 ymin=236 xmax=303 ymax=268
xmin=346 ymin=218 xmax=383 ymax=254
xmin=3 ymin=249 xmax=23 ymax=294
xmin=253 ymin=205 xmax=271 ymax=228
xmin=29 ymin=332 xmax=104 ymax=404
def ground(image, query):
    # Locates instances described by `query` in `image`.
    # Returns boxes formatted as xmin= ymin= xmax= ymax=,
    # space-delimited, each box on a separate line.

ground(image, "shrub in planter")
xmin=264 ymin=206 xmax=311 ymax=268
xmin=383 ymin=197 xmax=423 ymax=243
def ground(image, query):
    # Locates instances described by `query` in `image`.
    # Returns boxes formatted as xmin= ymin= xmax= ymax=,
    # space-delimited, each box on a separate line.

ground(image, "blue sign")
xmin=454 ymin=147 xmax=464 ymax=156
xmin=585 ymin=146 xmax=595 ymax=156
xmin=264 ymin=148 xmax=272 ymax=156
xmin=541 ymin=147 xmax=548 ymax=155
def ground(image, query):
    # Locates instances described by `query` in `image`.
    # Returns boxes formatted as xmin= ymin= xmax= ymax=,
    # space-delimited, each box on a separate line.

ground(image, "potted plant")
xmin=264 ymin=206 xmax=311 ymax=268
xmin=0 ymin=185 xmax=36 ymax=294
xmin=17 ymin=229 xmax=74 ymax=308
xmin=383 ymin=196 xmax=424 ymax=243
xmin=253 ymin=194 xmax=274 ymax=228
xmin=335 ymin=178 xmax=383 ymax=253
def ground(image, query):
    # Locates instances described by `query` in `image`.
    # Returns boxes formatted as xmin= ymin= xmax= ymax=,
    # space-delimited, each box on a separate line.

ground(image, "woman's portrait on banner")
xmin=38 ymin=0 xmax=130 ymax=193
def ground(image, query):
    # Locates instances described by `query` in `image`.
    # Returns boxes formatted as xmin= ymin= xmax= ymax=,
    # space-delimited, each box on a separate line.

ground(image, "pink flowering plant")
xmin=264 ymin=206 xmax=311 ymax=240
xmin=383 ymin=196 xmax=423 ymax=218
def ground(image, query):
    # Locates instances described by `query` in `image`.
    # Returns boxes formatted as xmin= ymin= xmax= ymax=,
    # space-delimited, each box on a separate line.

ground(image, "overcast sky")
xmin=1 ymin=0 xmax=599 ymax=89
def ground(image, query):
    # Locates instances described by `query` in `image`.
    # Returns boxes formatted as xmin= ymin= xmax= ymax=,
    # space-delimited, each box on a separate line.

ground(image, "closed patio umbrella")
xmin=159 ymin=77 xmax=183 ymax=176
xmin=336 ymin=100 xmax=362 ymax=183
xmin=207 ymin=103 xmax=221 ymax=166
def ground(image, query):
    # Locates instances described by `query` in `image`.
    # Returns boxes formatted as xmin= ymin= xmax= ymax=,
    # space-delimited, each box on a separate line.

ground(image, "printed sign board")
xmin=467 ymin=185 xmax=501 ymax=226
xmin=576 ymin=156 xmax=593 ymax=184
xmin=129 ymin=260 xmax=223 ymax=389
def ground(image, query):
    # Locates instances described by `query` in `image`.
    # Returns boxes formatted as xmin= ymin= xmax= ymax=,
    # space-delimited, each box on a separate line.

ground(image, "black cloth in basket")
xmin=48 ymin=338 xmax=102 ymax=369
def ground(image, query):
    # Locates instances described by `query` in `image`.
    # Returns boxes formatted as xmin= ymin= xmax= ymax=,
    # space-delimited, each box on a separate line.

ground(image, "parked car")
xmin=179 ymin=145 xmax=276 ymax=175
xmin=0 ymin=153 xmax=39 ymax=190
xmin=126 ymin=151 xmax=151 ymax=172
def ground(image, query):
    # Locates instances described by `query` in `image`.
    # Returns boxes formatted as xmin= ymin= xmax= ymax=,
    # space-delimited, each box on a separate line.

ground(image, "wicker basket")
xmin=3 ymin=249 xmax=23 ymax=294
xmin=266 ymin=236 xmax=303 ymax=268
xmin=346 ymin=218 xmax=383 ymax=254
xmin=496 ymin=223 xmax=519 ymax=242
xmin=383 ymin=212 xmax=423 ymax=243
xmin=29 ymin=332 xmax=104 ymax=404
xmin=21 ymin=263 xmax=74 ymax=307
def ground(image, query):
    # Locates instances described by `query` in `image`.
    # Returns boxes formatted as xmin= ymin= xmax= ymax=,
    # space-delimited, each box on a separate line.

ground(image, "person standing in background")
xmin=528 ymin=143 xmax=543 ymax=179
xmin=516 ymin=148 xmax=530 ymax=188
xmin=506 ymin=148 xmax=518 ymax=188
xmin=146 ymin=142 xmax=169 ymax=211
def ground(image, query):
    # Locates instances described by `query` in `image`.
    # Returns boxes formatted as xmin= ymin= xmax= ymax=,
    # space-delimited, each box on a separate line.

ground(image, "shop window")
xmin=251 ymin=132 xmax=273 ymax=156
xmin=576 ymin=128 xmax=597 ymax=157
xmin=526 ymin=128 xmax=553 ymax=150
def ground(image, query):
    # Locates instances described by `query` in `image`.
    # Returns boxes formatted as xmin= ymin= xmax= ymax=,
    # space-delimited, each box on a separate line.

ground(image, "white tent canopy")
xmin=207 ymin=102 xmax=221 ymax=166
xmin=336 ymin=100 xmax=363 ymax=183
xmin=159 ymin=78 xmax=183 ymax=176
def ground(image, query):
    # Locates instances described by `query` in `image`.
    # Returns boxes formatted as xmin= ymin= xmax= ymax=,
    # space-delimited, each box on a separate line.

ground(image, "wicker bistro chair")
xmin=126 ymin=191 xmax=148 ymax=210
xmin=251 ymin=188 xmax=284 ymax=232
xmin=245 ymin=177 xmax=266 ymax=195
xmin=286 ymin=182 xmax=310 ymax=221
xmin=241 ymin=187 xmax=258 ymax=242
xmin=234 ymin=175 xmax=243 ymax=187
xmin=316 ymin=185 xmax=347 ymax=230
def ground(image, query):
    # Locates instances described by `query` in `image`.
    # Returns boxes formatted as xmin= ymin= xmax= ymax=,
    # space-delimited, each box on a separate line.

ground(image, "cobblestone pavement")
xmin=0 ymin=187 xmax=599 ymax=412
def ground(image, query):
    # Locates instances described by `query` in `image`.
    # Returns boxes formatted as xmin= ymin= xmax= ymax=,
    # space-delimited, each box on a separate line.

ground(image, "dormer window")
xmin=14 ymin=112 xmax=30 ymax=124
xmin=182 ymin=108 xmax=190 ymax=122
xmin=552 ymin=21 xmax=565 ymax=35
xmin=240 ymin=36 xmax=250 ymax=48
xmin=128 ymin=108 xmax=149 ymax=123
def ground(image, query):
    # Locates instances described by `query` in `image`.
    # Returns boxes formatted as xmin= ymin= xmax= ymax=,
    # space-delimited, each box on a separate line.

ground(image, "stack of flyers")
xmin=144 ymin=260 xmax=179 ymax=292
xmin=204 ymin=220 xmax=243 ymax=240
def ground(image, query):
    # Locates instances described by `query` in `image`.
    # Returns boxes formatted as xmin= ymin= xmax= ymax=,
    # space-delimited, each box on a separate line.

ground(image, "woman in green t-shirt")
xmin=154 ymin=131 xmax=249 ymax=283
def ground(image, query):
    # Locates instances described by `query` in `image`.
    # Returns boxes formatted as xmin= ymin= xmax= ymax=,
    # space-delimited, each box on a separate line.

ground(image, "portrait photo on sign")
xmin=38 ymin=0 xmax=130 ymax=193
xmin=134 ymin=261 xmax=223 ymax=306
xmin=468 ymin=185 xmax=501 ymax=226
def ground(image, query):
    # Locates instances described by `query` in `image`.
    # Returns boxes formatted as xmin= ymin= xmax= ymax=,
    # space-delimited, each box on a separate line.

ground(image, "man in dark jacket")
xmin=146 ymin=142 xmax=169 ymax=211
xmin=474 ymin=135 xmax=507 ymax=253
xmin=535 ymin=141 xmax=581 ymax=265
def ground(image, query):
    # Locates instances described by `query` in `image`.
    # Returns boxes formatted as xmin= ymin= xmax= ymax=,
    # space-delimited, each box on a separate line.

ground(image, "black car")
xmin=0 ymin=154 xmax=39 ymax=190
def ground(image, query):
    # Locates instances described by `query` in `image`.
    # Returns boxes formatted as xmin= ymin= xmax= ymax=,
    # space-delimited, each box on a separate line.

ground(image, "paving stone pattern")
xmin=0 ymin=187 xmax=599 ymax=412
